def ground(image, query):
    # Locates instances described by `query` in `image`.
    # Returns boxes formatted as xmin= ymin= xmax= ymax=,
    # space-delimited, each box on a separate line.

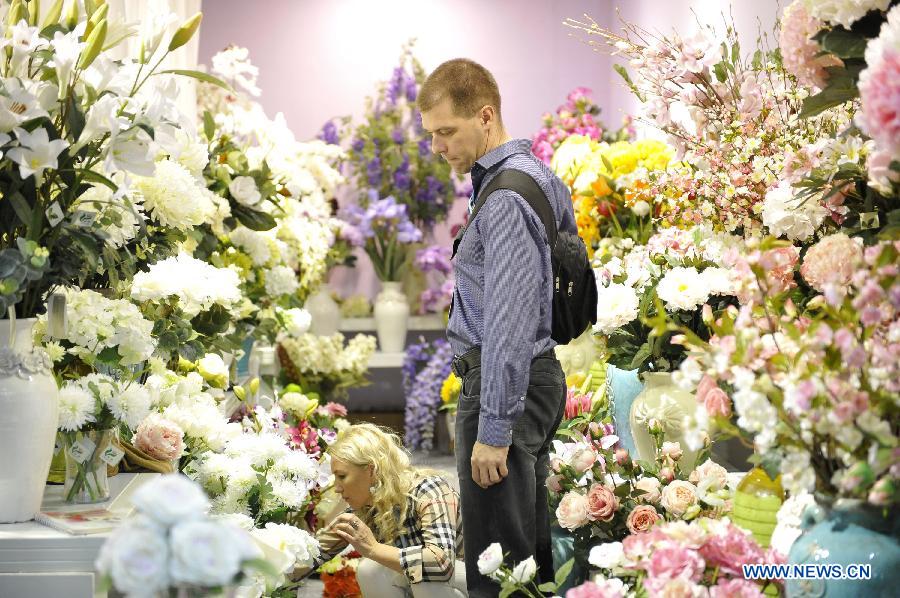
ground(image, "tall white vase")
xmin=0 ymin=318 xmax=60 ymax=522
xmin=305 ymin=288 xmax=341 ymax=336
xmin=373 ymin=281 xmax=409 ymax=353
xmin=629 ymin=372 xmax=699 ymax=471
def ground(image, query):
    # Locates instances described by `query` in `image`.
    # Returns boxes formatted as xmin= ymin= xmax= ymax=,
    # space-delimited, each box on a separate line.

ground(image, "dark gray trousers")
xmin=452 ymin=348 xmax=567 ymax=597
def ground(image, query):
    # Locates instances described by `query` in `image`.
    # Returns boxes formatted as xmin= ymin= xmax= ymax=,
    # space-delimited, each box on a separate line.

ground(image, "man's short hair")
xmin=418 ymin=58 xmax=501 ymax=120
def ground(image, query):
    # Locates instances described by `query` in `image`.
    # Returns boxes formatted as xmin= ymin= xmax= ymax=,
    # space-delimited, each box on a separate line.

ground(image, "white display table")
xmin=0 ymin=473 xmax=138 ymax=598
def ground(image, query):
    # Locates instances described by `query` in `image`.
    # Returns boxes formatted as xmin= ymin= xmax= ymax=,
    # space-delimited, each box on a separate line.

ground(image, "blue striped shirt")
xmin=447 ymin=139 xmax=577 ymax=446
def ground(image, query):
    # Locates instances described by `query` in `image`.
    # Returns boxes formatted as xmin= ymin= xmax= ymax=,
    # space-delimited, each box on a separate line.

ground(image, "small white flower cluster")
xmin=279 ymin=333 xmax=376 ymax=378
xmin=131 ymin=254 xmax=243 ymax=317
xmin=37 ymin=287 xmax=156 ymax=366
xmin=57 ymin=373 xmax=153 ymax=431
xmin=153 ymin=371 xmax=242 ymax=452
xmin=96 ymin=475 xmax=265 ymax=596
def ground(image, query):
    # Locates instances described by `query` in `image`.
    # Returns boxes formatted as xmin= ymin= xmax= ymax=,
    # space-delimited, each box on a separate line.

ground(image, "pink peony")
xmin=556 ymin=491 xmax=590 ymax=531
xmin=698 ymin=525 xmax=765 ymax=577
xmin=800 ymin=233 xmax=864 ymax=292
xmin=627 ymin=505 xmax=661 ymax=533
xmin=623 ymin=528 xmax=666 ymax=561
xmin=134 ymin=414 xmax=184 ymax=461
xmin=644 ymin=540 xmax=705 ymax=582
xmin=857 ymin=6 xmax=900 ymax=155
xmin=586 ymin=483 xmax=620 ymax=522
xmin=779 ymin=0 xmax=842 ymax=89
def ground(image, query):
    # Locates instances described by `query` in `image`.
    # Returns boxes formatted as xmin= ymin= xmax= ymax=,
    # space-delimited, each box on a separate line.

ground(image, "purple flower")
xmin=394 ymin=170 xmax=411 ymax=190
xmin=415 ymin=245 xmax=452 ymax=275
xmin=318 ymin=120 xmax=340 ymax=145
xmin=387 ymin=66 xmax=405 ymax=106
xmin=339 ymin=221 xmax=365 ymax=247
xmin=403 ymin=339 xmax=453 ymax=450
xmin=418 ymin=137 xmax=432 ymax=157
xmin=391 ymin=127 xmax=406 ymax=145
xmin=406 ymin=78 xmax=418 ymax=102
xmin=367 ymin=157 xmax=382 ymax=187
xmin=351 ymin=137 xmax=365 ymax=152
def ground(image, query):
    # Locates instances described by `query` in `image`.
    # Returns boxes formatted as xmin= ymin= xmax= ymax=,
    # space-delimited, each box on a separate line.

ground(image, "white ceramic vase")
xmin=373 ymin=281 xmax=409 ymax=353
xmin=629 ymin=371 xmax=699 ymax=471
xmin=0 ymin=318 xmax=60 ymax=522
xmin=304 ymin=288 xmax=341 ymax=336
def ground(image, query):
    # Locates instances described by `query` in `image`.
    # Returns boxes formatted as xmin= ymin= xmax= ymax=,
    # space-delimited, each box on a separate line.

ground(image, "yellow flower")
xmin=441 ymin=372 xmax=461 ymax=405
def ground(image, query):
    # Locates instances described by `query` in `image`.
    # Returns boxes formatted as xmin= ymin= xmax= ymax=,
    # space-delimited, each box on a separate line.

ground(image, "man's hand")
xmin=471 ymin=441 xmax=509 ymax=488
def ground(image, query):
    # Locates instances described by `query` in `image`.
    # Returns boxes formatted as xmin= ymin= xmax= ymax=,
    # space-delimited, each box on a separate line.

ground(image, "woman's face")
xmin=331 ymin=458 xmax=373 ymax=511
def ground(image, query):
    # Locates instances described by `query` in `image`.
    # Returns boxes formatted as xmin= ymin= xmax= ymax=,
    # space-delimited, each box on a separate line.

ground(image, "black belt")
xmin=451 ymin=346 xmax=557 ymax=378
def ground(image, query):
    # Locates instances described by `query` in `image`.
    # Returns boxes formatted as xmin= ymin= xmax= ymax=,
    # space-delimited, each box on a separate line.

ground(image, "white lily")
xmin=49 ymin=30 xmax=86 ymax=98
xmin=138 ymin=10 xmax=177 ymax=63
xmin=0 ymin=78 xmax=54 ymax=133
xmin=74 ymin=94 xmax=128 ymax=150
xmin=83 ymin=55 xmax=134 ymax=96
xmin=7 ymin=127 xmax=69 ymax=183
xmin=103 ymin=127 xmax=155 ymax=177
xmin=8 ymin=21 xmax=46 ymax=75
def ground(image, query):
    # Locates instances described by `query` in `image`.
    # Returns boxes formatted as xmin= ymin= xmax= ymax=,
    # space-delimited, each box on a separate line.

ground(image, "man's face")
xmin=421 ymin=97 xmax=486 ymax=175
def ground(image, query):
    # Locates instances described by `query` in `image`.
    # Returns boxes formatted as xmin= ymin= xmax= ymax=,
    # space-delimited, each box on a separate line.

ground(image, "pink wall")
xmin=198 ymin=0 xmax=781 ymax=300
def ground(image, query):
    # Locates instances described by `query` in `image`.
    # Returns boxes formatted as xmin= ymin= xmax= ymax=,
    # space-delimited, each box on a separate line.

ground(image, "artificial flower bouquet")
xmin=96 ymin=474 xmax=279 ymax=597
xmin=674 ymin=235 xmax=899 ymax=505
xmin=551 ymin=136 xmax=673 ymax=259
xmin=339 ymin=40 xmax=457 ymax=229
xmin=276 ymin=332 xmax=376 ymax=402
xmin=319 ymin=551 xmax=363 ymax=598
xmin=402 ymin=338 xmax=453 ymax=451
xmin=341 ymin=194 xmax=423 ymax=282
xmin=0 ymin=2 xmax=215 ymax=318
xmin=593 ymin=226 xmax=741 ymax=373
xmin=277 ymin=384 xmax=351 ymax=457
xmin=532 ymin=86 xmax=633 ymax=165
xmin=414 ymin=244 xmax=454 ymax=314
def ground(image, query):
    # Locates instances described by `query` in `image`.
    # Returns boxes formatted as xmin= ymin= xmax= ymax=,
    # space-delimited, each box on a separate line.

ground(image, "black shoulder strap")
xmin=469 ymin=169 xmax=558 ymax=248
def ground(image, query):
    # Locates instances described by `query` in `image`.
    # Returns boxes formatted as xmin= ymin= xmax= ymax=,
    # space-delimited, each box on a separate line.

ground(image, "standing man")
xmin=419 ymin=59 xmax=576 ymax=597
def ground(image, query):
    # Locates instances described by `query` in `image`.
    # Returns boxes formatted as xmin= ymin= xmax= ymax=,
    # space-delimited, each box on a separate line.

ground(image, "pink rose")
xmin=586 ymin=484 xmax=619 ymax=522
xmin=626 ymin=505 xmax=660 ymax=534
xmin=696 ymin=376 xmax=732 ymax=418
xmin=689 ymin=460 xmax=729 ymax=490
xmin=644 ymin=541 xmax=705 ymax=582
xmin=556 ymin=491 xmax=590 ymax=531
xmin=645 ymin=576 xmax=709 ymax=598
xmin=699 ymin=524 xmax=765 ymax=577
xmin=660 ymin=481 xmax=698 ymax=517
xmin=635 ymin=477 xmax=662 ymax=503
xmin=323 ymin=402 xmax=347 ymax=417
xmin=134 ymin=414 xmax=184 ymax=461
xmin=660 ymin=442 xmax=684 ymax=462
xmin=547 ymin=474 xmax=564 ymax=493
xmin=659 ymin=467 xmax=676 ymax=483
xmin=566 ymin=579 xmax=626 ymax=598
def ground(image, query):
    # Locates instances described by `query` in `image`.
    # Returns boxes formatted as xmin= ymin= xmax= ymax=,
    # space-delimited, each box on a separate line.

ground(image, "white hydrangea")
xmin=656 ymin=267 xmax=711 ymax=311
xmin=278 ymin=307 xmax=311 ymax=337
xmin=762 ymin=181 xmax=828 ymax=241
xmin=771 ymin=492 xmax=816 ymax=557
xmin=223 ymin=432 xmax=291 ymax=467
xmin=804 ymin=0 xmax=891 ymax=29
xmin=593 ymin=283 xmax=640 ymax=334
xmin=229 ymin=227 xmax=274 ymax=266
xmin=264 ymin=265 xmax=299 ymax=298
xmin=134 ymin=160 xmax=215 ymax=230
xmin=131 ymin=254 xmax=243 ymax=317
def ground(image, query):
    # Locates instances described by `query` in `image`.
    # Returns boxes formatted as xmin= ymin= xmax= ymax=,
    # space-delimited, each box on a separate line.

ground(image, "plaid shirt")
xmin=312 ymin=476 xmax=463 ymax=584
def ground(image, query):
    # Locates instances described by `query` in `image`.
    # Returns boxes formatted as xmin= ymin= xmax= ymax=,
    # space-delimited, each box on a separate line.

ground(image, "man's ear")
xmin=480 ymin=105 xmax=495 ymax=127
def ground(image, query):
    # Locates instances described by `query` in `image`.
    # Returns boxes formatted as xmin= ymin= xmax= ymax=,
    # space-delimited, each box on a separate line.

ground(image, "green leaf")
xmin=232 ymin=204 xmax=277 ymax=231
xmin=203 ymin=110 xmax=216 ymax=140
xmin=751 ymin=49 xmax=764 ymax=70
xmin=554 ymin=558 xmax=575 ymax=587
xmin=538 ymin=582 xmax=557 ymax=593
xmin=8 ymin=192 xmax=32 ymax=225
xmin=96 ymin=346 xmax=120 ymax=364
xmin=71 ymin=168 xmax=119 ymax=192
xmin=731 ymin=40 xmax=740 ymax=65
xmin=713 ymin=62 xmax=727 ymax=83
xmin=818 ymin=28 xmax=867 ymax=59
xmin=190 ymin=303 xmax=230 ymax=336
xmin=799 ymin=83 xmax=857 ymax=118
xmin=498 ymin=584 xmax=515 ymax=598
xmin=156 ymin=69 xmax=232 ymax=92
xmin=614 ymin=483 xmax=632 ymax=498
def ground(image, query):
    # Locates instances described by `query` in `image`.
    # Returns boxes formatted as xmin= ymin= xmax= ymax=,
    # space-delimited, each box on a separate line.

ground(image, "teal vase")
xmin=606 ymin=364 xmax=643 ymax=455
xmin=550 ymin=524 xmax=586 ymax=593
xmin=786 ymin=499 xmax=900 ymax=597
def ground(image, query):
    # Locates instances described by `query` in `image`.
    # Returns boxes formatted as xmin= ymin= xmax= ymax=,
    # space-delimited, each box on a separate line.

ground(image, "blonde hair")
xmin=327 ymin=423 xmax=444 ymax=544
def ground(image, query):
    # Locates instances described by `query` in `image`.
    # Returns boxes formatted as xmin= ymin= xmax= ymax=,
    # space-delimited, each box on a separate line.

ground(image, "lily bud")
xmin=41 ymin=0 xmax=64 ymax=28
xmin=167 ymin=12 xmax=201 ymax=52
xmin=248 ymin=377 xmax=260 ymax=396
xmin=78 ymin=18 xmax=106 ymax=70
xmin=64 ymin=0 xmax=80 ymax=30
xmin=233 ymin=386 xmax=246 ymax=402
xmin=6 ymin=0 xmax=24 ymax=28
xmin=83 ymin=2 xmax=108 ymax=39
xmin=28 ymin=0 xmax=39 ymax=26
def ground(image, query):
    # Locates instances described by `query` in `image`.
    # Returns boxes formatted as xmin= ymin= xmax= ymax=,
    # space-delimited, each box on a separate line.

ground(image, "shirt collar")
xmin=471 ymin=138 xmax=532 ymax=194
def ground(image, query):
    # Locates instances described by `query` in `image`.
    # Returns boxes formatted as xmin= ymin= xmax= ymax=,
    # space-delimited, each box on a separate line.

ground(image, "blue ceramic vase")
xmin=606 ymin=364 xmax=643 ymax=455
xmin=786 ymin=499 xmax=900 ymax=597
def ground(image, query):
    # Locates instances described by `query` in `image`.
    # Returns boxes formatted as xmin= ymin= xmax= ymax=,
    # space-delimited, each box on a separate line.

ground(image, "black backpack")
xmin=452 ymin=169 xmax=598 ymax=345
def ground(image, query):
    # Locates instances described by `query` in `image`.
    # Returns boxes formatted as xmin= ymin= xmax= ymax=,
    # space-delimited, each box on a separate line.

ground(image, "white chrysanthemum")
xmin=804 ymin=0 xmax=891 ymax=29
xmin=762 ymin=181 xmax=828 ymax=241
xmin=264 ymin=265 xmax=299 ymax=297
xmin=268 ymin=477 xmax=308 ymax=509
xmin=156 ymin=124 xmax=209 ymax=177
xmin=223 ymin=433 xmax=290 ymax=467
xmin=73 ymin=184 xmax=144 ymax=248
xmin=205 ymin=188 xmax=232 ymax=237
xmin=130 ymin=254 xmax=243 ymax=317
xmin=134 ymin=160 xmax=215 ymax=230
xmin=107 ymin=383 xmax=154 ymax=429
xmin=273 ymin=450 xmax=319 ymax=481
xmin=58 ymin=384 xmax=96 ymax=431
xmin=593 ymin=283 xmax=640 ymax=334
xmin=657 ymin=267 xmax=711 ymax=311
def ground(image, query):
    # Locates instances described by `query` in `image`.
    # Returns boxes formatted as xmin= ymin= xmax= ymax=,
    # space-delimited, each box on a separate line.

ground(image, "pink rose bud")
xmin=547 ymin=474 xmax=564 ymax=493
xmin=615 ymin=448 xmax=630 ymax=466
xmin=659 ymin=467 xmax=676 ymax=483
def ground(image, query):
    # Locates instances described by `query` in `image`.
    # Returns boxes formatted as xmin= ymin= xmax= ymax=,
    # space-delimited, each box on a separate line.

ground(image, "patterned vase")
xmin=786 ymin=499 xmax=900 ymax=597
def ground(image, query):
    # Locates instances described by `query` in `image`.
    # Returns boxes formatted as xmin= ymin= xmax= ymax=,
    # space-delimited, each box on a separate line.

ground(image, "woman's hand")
xmin=332 ymin=513 xmax=379 ymax=559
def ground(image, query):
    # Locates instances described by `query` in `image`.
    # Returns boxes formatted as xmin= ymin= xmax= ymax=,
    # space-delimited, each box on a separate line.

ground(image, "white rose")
xmin=588 ymin=541 xmax=625 ymax=569
xmin=477 ymin=542 xmax=504 ymax=576
xmin=229 ymin=176 xmax=262 ymax=206
xmin=131 ymin=474 xmax=210 ymax=526
xmin=96 ymin=516 xmax=169 ymax=596
xmin=556 ymin=491 xmax=590 ymax=531
xmin=660 ymin=480 xmax=698 ymax=517
xmin=197 ymin=353 xmax=229 ymax=389
xmin=631 ymin=200 xmax=650 ymax=216
xmin=509 ymin=556 xmax=537 ymax=584
xmin=169 ymin=519 xmax=260 ymax=586
xmin=688 ymin=460 xmax=728 ymax=490
xmin=634 ymin=477 xmax=662 ymax=503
